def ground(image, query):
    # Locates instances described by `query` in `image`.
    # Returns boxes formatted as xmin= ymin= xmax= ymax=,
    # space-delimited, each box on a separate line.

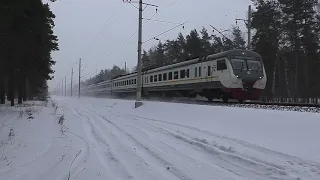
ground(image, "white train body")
xmin=83 ymin=49 xmax=267 ymax=102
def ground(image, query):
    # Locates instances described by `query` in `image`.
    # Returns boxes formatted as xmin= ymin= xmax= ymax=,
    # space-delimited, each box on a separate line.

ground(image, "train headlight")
xmin=236 ymin=75 xmax=239 ymax=78
xmin=259 ymin=77 xmax=262 ymax=79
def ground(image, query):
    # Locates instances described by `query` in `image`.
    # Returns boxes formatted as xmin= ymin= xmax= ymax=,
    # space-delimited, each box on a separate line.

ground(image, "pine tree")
xmin=231 ymin=26 xmax=246 ymax=49
xmin=200 ymin=27 xmax=212 ymax=55
xmin=185 ymin=29 xmax=203 ymax=59
xmin=0 ymin=0 xmax=58 ymax=105
xmin=279 ymin=0 xmax=320 ymax=100
xmin=251 ymin=0 xmax=282 ymax=99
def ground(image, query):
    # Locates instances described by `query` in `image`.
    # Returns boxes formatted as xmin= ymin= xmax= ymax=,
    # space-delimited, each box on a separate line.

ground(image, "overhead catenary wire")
xmin=55 ymin=3 xmax=126 ymax=87
xmin=80 ymin=0 xmax=182 ymax=81
xmin=143 ymin=21 xmax=187 ymax=43
xmin=142 ymin=18 xmax=183 ymax=25
xmin=80 ymin=3 xmax=126 ymax=58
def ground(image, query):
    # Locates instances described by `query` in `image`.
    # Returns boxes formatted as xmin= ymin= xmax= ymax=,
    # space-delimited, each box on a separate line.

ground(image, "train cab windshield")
xmin=230 ymin=56 xmax=262 ymax=75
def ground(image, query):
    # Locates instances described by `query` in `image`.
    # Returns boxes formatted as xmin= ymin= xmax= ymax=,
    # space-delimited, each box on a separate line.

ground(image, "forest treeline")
xmin=0 ymin=0 xmax=58 ymax=106
xmin=87 ymin=26 xmax=246 ymax=84
xmin=88 ymin=0 xmax=320 ymax=103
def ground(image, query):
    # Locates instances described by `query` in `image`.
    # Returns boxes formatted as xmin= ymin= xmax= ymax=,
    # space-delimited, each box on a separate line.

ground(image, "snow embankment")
xmin=68 ymin=97 xmax=320 ymax=163
xmin=1 ymin=96 xmax=320 ymax=180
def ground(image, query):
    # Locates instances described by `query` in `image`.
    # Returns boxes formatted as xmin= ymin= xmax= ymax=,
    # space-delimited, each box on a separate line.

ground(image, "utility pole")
xmin=64 ymin=76 xmax=67 ymax=97
xmin=247 ymin=5 xmax=252 ymax=50
xmin=78 ymin=58 xmax=81 ymax=98
xmin=236 ymin=5 xmax=252 ymax=50
xmin=71 ymin=68 xmax=73 ymax=97
xmin=135 ymin=0 xmax=143 ymax=108
xmin=125 ymin=61 xmax=127 ymax=73
xmin=123 ymin=0 xmax=157 ymax=108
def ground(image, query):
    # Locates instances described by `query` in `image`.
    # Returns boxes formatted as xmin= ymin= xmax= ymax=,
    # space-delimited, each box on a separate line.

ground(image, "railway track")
xmin=89 ymin=95 xmax=320 ymax=113
xmin=144 ymin=97 xmax=320 ymax=113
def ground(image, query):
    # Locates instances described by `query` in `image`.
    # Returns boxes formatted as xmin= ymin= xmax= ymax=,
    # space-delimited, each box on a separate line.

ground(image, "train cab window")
xmin=195 ymin=67 xmax=197 ymax=77
xmin=150 ymin=76 xmax=153 ymax=82
xmin=158 ymin=74 xmax=162 ymax=81
xmin=163 ymin=73 xmax=167 ymax=81
xmin=186 ymin=69 xmax=189 ymax=78
xmin=199 ymin=67 xmax=202 ymax=77
xmin=134 ymin=79 xmax=137 ymax=84
xmin=154 ymin=75 xmax=158 ymax=82
xmin=174 ymin=71 xmax=179 ymax=79
xmin=208 ymin=66 xmax=211 ymax=76
xmin=180 ymin=70 xmax=185 ymax=79
xmin=169 ymin=72 xmax=173 ymax=80
xmin=217 ymin=60 xmax=227 ymax=70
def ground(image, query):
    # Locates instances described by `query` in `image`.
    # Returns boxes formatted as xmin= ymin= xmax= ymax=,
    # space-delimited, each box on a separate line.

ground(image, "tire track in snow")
xmin=72 ymin=108 xmax=135 ymax=180
xmin=55 ymin=131 xmax=91 ymax=180
xmin=119 ymin=112 xmax=320 ymax=172
xmin=105 ymin=110 xmax=315 ymax=180
xmin=130 ymin=114 xmax=320 ymax=178
xmin=83 ymin=108 xmax=191 ymax=180
xmin=110 ymin=112 xmax=282 ymax=179
xmin=85 ymin=108 xmax=195 ymax=180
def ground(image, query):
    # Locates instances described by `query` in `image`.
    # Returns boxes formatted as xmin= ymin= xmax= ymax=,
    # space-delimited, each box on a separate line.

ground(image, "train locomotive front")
xmin=219 ymin=50 xmax=267 ymax=102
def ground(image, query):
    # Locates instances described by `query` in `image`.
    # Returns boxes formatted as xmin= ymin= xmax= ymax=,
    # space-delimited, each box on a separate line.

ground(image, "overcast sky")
xmin=47 ymin=0 xmax=252 ymax=91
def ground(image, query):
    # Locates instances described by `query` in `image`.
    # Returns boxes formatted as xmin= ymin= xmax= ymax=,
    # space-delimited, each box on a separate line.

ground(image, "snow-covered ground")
xmin=0 ymin=96 xmax=319 ymax=180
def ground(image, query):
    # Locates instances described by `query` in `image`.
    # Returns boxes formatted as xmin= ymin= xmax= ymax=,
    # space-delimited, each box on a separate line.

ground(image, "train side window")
xmin=150 ymin=76 xmax=153 ymax=82
xmin=195 ymin=67 xmax=197 ymax=77
xmin=134 ymin=79 xmax=137 ymax=84
xmin=208 ymin=66 xmax=211 ymax=76
xmin=132 ymin=79 xmax=134 ymax=85
xmin=217 ymin=60 xmax=227 ymax=70
xmin=154 ymin=75 xmax=158 ymax=82
xmin=199 ymin=67 xmax=202 ymax=77
xmin=169 ymin=72 xmax=173 ymax=80
xmin=174 ymin=71 xmax=179 ymax=79
xmin=186 ymin=69 xmax=189 ymax=78
xmin=163 ymin=73 xmax=167 ymax=81
xmin=159 ymin=74 xmax=162 ymax=81
xmin=180 ymin=70 xmax=185 ymax=79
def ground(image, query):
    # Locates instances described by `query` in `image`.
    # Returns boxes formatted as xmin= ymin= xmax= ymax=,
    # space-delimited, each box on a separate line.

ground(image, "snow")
xmin=0 ymin=97 xmax=319 ymax=180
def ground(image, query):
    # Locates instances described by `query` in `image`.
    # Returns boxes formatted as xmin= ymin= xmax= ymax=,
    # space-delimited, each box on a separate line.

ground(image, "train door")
xmin=217 ymin=58 xmax=231 ymax=88
xmin=205 ymin=61 xmax=213 ymax=83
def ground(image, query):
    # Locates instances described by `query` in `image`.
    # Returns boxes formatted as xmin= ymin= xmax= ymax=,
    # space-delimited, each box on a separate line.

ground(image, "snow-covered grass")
xmin=0 ymin=96 xmax=319 ymax=180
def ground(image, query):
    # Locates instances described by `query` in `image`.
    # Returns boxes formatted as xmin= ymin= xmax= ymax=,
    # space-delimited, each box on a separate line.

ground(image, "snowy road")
xmin=0 ymin=97 xmax=320 ymax=180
